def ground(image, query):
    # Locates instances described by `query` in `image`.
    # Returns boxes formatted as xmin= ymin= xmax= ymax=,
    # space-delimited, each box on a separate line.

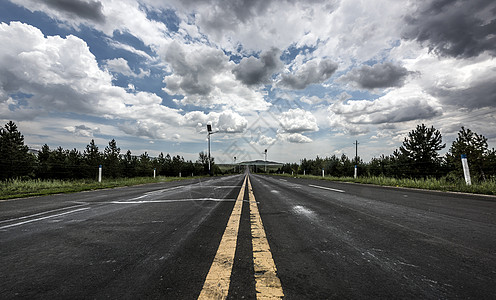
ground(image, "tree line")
xmin=279 ymin=124 xmax=496 ymax=182
xmin=2 ymin=121 xmax=496 ymax=182
xmin=0 ymin=121 xmax=220 ymax=181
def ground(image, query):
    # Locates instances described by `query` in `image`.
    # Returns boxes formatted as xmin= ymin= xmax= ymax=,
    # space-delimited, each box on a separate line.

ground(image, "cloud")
xmin=106 ymin=40 xmax=154 ymax=61
xmin=164 ymin=42 xmax=226 ymax=96
xmin=163 ymin=42 xmax=270 ymax=110
xmin=328 ymin=85 xmax=443 ymax=135
xmin=257 ymin=135 xmax=277 ymax=145
xmin=277 ymin=132 xmax=313 ymax=143
xmin=105 ymin=58 xmax=149 ymax=78
xmin=339 ymin=62 xmax=412 ymax=90
xmin=428 ymin=76 xmax=496 ymax=109
xmin=232 ymin=48 xmax=282 ymax=86
xmin=399 ymin=47 xmax=496 ymax=110
xmin=279 ymin=108 xmax=319 ymax=133
xmin=402 ymin=0 xmax=496 ymax=58
xmin=330 ymin=87 xmax=443 ymax=125
xmin=0 ymin=22 xmax=250 ymax=142
xmin=183 ymin=110 xmax=248 ymax=133
xmin=43 ymin=0 xmax=106 ymax=23
xmin=64 ymin=124 xmax=99 ymax=137
xmin=300 ymin=96 xmax=327 ymax=105
xmin=172 ymin=0 xmax=338 ymax=51
xmin=279 ymin=58 xmax=338 ymax=90
xmin=0 ymin=22 xmax=116 ymax=114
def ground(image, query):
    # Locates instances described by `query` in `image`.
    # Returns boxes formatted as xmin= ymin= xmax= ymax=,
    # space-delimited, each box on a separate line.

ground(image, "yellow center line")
xmin=198 ymin=175 xmax=247 ymax=300
xmin=247 ymin=176 xmax=284 ymax=299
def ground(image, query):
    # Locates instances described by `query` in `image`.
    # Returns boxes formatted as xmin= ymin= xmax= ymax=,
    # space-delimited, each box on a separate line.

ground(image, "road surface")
xmin=1 ymin=172 xmax=495 ymax=299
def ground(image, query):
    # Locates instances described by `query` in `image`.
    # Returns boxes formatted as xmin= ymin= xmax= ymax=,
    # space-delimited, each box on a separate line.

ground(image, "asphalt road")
xmin=1 ymin=172 xmax=495 ymax=299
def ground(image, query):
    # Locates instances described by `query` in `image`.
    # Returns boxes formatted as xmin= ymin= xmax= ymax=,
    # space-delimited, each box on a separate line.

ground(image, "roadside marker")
xmin=247 ymin=176 xmax=284 ymax=299
xmin=198 ymin=175 xmax=247 ymax=299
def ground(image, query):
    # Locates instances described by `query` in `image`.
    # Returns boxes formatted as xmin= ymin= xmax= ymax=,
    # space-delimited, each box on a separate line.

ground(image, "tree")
xmin=197 ymin=151 xmax=210 ymax=175
xmin=49 ymin=146 xmax=70 ymax=179
xmin=83 ymin=139 xmax=101 ymax=178
xmin=37 ymin=144 xmax=51 ymax=179
xmin=0 ymin=121 xmax=35 ymax=180
xmin=172 ymin=155 xmax=184 ymax=176
xmin=67 ymin=148 xmax=84 ymax=179
xmin=104 ymin=139 xmax=121 ymax=178
xmin=122 ymin=150 xmax=137 ymax=177
xmin=137 ymin=152 xmax=152 ymax=176
xmin=397 ymin=124 xmax=446 ymax=177
xmin=446 ymin=127 xmax=489 ymax=181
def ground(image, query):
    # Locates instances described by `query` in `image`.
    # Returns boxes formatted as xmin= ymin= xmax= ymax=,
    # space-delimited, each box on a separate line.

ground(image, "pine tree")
xmin=446 ymin=127 xmax=488 ymax=181
xmin=104 ymin=139 xmax=121 ymax=178
xmin=397 ymin=124 xmax=446 ymax=178
xmin=83 ymin=139 xmax=101 ymax=178
xmin=0 ymin=121 xmax=35 ymax=180
xmin=37 ymin=144 xmax=51 ymax=179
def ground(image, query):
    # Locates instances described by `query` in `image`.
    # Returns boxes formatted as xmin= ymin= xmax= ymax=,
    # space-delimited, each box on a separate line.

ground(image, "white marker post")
xmin=354 ymin=165 xmax=357 ymax=179
xmin=98 ymin=165 xmax=102 ymax=183
xmin=322 ymin=169 xmax=325 ymax=177
xmin=461 ymin=154 xmax=472 ymax=185
xmin=153 ymin=168 xmax=156 ymax=178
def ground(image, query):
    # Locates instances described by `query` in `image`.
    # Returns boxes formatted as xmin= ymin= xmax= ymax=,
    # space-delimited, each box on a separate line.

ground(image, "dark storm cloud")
xmin=279 ymin=59 xmax=338 ymax=90
xmin=340 ymin=62 xmax=412 ymax=90
xmin=403 ymin=0 xmax=496 ymax=58
xmin=43 ymin=0 xmax=105 ymax=23
xmin=233 ymin=48 xmax=282 ymax=86
xmin=428 ymin=77 xmax=496 ymax=109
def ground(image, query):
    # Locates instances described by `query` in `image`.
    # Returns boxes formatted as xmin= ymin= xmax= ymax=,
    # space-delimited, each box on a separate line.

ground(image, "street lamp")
xmin=207 ymin=124 xmax=216 ymax=175
xmin=264 ymin=149 xmax=267 ymax=172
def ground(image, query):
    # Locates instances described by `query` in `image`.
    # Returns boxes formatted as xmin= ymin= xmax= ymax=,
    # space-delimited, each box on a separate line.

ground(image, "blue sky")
xmin=1 ymin=0 xmax=495 ymax=163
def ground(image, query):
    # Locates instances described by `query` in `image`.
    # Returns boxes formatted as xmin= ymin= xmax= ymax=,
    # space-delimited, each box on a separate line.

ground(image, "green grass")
xmin=0 ymin=176 xmax=204 ymax=200
xmin=274 ymin=174 xmax=496 ymax=196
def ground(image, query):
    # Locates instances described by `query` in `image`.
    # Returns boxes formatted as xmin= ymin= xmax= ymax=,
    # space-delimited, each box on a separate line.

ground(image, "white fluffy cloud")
xmin=277 ymin=132 xmax=313 ymax=144
xmin=328 ymin=85 xmax=443 ymax=135
xmin=105 ymin=58 xmax=149 ymax=78
xmin=64 ymin=124 xmax=100 ymax=137
xmin=0 ymin=22 xmax=247 ymax=141
xmin=279 ymin=108 xmax=319 ymax=133
xmin=163 ymin=42 xmax=270 ymax=111
xmin=184 ymin=110 xmax=248 ymax=133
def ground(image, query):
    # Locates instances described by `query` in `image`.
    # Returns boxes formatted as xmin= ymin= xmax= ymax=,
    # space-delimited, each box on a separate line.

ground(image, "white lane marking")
xmin=111 ymin=198 xmax=236 ymax=204
xmin=213 ymin=186 xmax=240 ymax=189
xmin=127 ymin=195 xmax=148 ymax=201
xmin=279 ymin=179 xmax=288 ymax=182
xmin=145 ymin=186 xmax=184 ymax=195
xmin=0 ymin=204 xmax=87 ymax=224
xmin=308 ymin=184 xmax=345 ymax=193
xmin=0 ymin=207 xmax=90 ymax=230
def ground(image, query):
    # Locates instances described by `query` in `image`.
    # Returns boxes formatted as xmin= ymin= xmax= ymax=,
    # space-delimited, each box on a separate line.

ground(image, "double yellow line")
xmin=198 ymin=175 xmax=284 ymax=299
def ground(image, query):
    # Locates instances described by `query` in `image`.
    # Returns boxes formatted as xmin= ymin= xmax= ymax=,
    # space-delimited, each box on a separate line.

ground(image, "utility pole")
xmin=353 ymin=140 xmax=359 ymax=178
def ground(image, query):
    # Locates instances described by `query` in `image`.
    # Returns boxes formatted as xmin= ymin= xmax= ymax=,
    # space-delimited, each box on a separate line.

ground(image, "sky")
xmin=1 ymin=0 xmax=495 ymax=164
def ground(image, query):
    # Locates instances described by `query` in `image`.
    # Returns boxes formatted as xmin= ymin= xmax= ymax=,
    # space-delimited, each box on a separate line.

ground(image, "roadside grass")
xmin=0 ymin=176 xmax=203 ymax=200
xmin=274 ymin=174 xmax=496 ymax=196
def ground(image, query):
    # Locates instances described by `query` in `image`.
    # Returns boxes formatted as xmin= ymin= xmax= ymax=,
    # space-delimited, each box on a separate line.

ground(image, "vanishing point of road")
xmin=1 ymin=172 xmax=495 ymax=299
